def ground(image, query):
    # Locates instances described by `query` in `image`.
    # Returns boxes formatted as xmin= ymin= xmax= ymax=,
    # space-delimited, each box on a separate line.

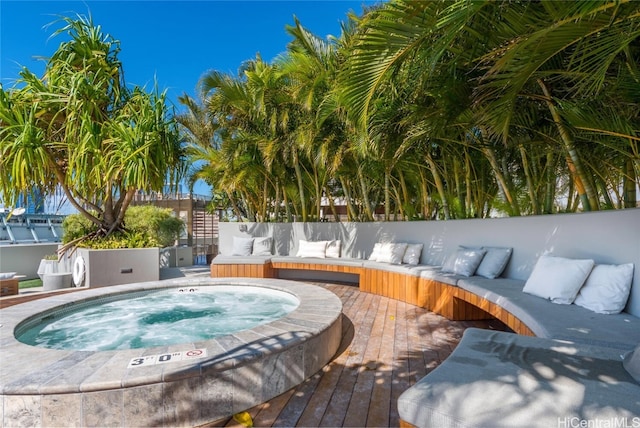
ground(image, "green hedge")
xmin=62 ymin=206 xmax=184 ymax=249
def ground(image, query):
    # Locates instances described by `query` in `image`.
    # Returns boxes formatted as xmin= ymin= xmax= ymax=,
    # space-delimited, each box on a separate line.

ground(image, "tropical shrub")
xmin=63 ymin=206 xmax=184 ymax=249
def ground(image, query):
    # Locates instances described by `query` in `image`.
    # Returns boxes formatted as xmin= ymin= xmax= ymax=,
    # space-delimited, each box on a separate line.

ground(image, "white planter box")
xmin=77 ymin=248 xmax=159 ymax=288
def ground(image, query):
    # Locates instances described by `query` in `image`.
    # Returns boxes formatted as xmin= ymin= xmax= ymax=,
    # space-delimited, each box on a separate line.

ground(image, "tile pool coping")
xmin=0 ymin=277 xmax=343 ymax=426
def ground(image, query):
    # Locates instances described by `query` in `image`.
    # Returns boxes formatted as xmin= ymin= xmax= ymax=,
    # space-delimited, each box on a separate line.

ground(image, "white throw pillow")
xmin=623 ymin=344 xmax=640 ymax=384
xmin=475 ymin=247 xmax=513 ymax=279
xmin=231 ymin=237 xmax=255 ymax=256
xmin=573 ymin=263 xmax=634 ymax=314
xmin=402 ymin=243 xmax=423 ymax=265
xmin=296 ymin=240 xmax=327 ymax=258
xmin=377 ymin=243 xmax=408 ymax=265
xmin=325 ymin=240 xmax=342 ymax=258
xmin=252 ymin=237 xmax=273 ymax=256
xmin=442 ymin=248 xmax=487 ymax=277
xmin=368 ymin=243 xmax=383 ymax=261
xmin=523 ymin=255 xmax=595 ymax=304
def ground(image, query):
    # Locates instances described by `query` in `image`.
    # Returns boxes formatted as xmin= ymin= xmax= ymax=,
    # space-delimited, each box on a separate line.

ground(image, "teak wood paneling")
xmin=210 ymin=260 xmax=535 ymax=336
xmin=210 ymin=263 xmax=275 ymax=278
xmin=271 ymin=261 xmax=362 ymax=277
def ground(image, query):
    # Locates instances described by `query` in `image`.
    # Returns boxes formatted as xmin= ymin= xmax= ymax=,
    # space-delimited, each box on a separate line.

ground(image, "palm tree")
xmin=339 ymin=0 xmax=640 ymax=214
xmin=0 ymin=15 xmax=183 ymax=247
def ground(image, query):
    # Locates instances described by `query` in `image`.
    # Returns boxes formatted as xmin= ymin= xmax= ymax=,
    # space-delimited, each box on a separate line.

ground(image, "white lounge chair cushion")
xmin=523 ymin=255 xmax=594 ymax=304
xmin=574 ymin=263 xmax=634 ymax=314
xmin=0 ymin=272 xmax=16 ymax=279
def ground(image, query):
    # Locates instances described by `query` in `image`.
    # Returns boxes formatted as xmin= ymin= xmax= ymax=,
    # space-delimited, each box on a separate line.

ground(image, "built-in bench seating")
xmin=211 ymin=255 xmax=640 ymax=348
xmin=212 ymin=210 xmax=640 ymax=427
xmin=397 ymin=328 xmax=640 ymax=428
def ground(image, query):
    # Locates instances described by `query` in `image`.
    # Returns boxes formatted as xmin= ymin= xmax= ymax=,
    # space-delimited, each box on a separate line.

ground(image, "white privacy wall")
xmin=217 ymin=208 xmax=640 ymax=316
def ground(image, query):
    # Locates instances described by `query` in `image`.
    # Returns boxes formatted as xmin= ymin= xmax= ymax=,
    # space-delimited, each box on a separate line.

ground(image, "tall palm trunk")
xmin=357 ymin=166 xmax=374 ymax=221
xmin=292 ymin=149 xmax=307 ymax=221
xmin=544 ymin=151 xmax=557 ymax=214
xmin=272 ymin=178 xmax=281 ymax=222
xmin=482 ymin=146 xmax=521 ymax=216
xmin=340 ymin=178 xmax=357 ymax=221
xmin=623 ymin=151 xmax=637 ymax=208
xmin=452 ymin=158 xmax=465 ymax=218
xmin=538 ymin=79 xmax=599 ymax=211
xmin=261 ymin=178 xmax=269 ymax=221
xmin=398 ymin=170 xmax=409 ymax=220
xmin=418 ymin=168 xmax=431 ymax=220
xmin=425 ymin=151 xmax=450 ymax=220
xmin=282 ymin=187 xmax=293 ymax=222
xmin=313 ymin=166 xmax=322 ymax=220
xmin=464 ymin=151 xmax=473 ymax=218
xmin=519 ymin=144 xmax=540 ymax=215
xmin=384 ymin=167 xmax=391 ymax=221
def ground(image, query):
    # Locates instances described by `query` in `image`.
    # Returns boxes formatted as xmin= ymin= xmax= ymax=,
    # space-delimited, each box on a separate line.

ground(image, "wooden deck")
xmin=205 ymin=281 xmax=509 ymax=428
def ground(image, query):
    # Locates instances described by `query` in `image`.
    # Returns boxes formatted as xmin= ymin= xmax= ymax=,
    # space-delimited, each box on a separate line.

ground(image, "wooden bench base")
xmin=271 ymin=261 xmax=361 ymax=277
xmin=210 ymin=263 xmax=275 ymax=278
xmin=209 ymin=260 xmax=534 ymax=336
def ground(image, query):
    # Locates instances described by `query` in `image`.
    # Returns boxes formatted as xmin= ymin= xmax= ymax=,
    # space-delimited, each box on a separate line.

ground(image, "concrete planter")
xmin=75 ymin=248 xmax=159 ymax=288
xmin=42 ymin=272 xmax=73 ymax=290
xmin=37 ymin=259 xmax=60 ymax=281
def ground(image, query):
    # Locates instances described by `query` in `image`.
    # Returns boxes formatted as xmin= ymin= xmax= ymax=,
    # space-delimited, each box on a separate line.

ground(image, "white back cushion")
xmin=402 ymin=244 xmax=423 ymax=265
xmin=296 ymin=240 xmax=328 ymax=258
xmin=523 ymin=256 xmax=594 ymax=304
xmin=377 ymin=243 xmax=408 ymax=265
xmin=232 ymin=237 xmax=255 ymax=256
xmin=252 ymin=237 xmax=273 ymax=256
xmin=574 ymin=263 xmax=634 ymax=314
xmin=325 ymin=240 xmax=342 ymax=258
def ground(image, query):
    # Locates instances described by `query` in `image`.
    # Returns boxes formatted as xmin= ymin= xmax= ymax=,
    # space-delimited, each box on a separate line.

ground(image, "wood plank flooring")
xmin=205 ymin=282 xmax=509 ymax=428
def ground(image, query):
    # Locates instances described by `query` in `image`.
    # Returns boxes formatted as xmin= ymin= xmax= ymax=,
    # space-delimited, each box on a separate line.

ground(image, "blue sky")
xmin=1 ymin=0 xmax=373 ymax=200
xmin=1 ymin=1 xmax=371 ymax=103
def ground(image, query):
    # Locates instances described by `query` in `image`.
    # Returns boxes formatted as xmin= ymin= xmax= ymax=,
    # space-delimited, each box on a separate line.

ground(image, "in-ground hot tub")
xmin=0 ymin=278 xmax=343 ymax=427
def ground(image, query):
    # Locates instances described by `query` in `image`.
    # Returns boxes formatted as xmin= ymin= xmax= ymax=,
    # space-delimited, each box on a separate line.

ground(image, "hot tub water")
xmin=16 ymin=285 xmax=299 ymax=351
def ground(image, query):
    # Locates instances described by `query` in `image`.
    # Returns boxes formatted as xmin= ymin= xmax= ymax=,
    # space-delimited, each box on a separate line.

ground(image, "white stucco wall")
xmin=217 ymin=209 xmax=640 ymax=316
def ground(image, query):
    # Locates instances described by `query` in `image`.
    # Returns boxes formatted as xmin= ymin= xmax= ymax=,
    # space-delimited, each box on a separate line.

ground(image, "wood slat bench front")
xmin=210 ymin=257 xmax=534 ymax=335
